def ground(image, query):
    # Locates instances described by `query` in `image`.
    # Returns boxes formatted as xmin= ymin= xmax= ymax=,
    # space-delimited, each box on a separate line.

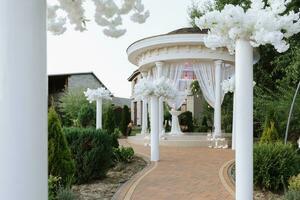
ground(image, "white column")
xmin=141 ymin=98 xmax=148 ymax=134
xmin=232 ymin=92 xmax=236 ymax=150
xmin=214 ymin=60 xmax=223 ymax=138
xmin=150 ymin=96 xmax=159 ymax=161
xmin=235 ymin=39 xmax=253 ymax=200
xmin=0 ymin=1 xmax=47 ymax=200
xmin=155 ymin=61 xmax=165 ymax=136
xmin=96 ymin=98 xmax=103 ymax=129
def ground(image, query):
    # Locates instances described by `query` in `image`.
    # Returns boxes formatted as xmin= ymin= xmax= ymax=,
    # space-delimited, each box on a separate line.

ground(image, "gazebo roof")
xmin=127 ymin=27 xmax=234 ymax=71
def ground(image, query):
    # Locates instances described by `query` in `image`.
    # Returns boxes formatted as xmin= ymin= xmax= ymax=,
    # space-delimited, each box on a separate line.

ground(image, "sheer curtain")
xmin=192 ymin=62 xmax=234 ymax=108
xmin=165 ymin=63 xmax=186 ymax=109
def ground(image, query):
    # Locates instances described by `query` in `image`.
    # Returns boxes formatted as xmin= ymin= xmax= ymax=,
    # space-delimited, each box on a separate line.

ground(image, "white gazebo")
xmin=127 ymin=28 xmax=235 ymax=161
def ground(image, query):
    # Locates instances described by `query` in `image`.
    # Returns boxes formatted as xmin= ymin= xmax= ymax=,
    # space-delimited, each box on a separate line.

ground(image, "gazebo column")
xmin=141 ymin=71 xmax=148 ymax=135
xmin=156 ymin=61 xmax=165 ymax=136
xmin=150 ymin=96 xmax=159 ymax=161
xmin=0 ymin=1 xmax=47 ymax=200
xmin=235 ymin=39 xmax=253 ymax=200
xmin=232 ymin=92 xmax=236 ymax=150
xmin=213 ymin=60 xmax=223 ymax=138
xmin=96 ymin=98 xmax=103 ymax=129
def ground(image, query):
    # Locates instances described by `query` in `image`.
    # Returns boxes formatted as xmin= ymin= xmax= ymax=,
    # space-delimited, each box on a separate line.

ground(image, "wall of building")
xmin=68 ymin=74 xmax=103 ymax=90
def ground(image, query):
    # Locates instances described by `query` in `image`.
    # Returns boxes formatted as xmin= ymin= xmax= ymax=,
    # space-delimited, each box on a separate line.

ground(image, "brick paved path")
xmin=120 ymin=139 xmax=235 ymax=200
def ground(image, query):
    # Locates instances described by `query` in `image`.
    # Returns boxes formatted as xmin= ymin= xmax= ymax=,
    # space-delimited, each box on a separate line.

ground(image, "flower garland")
xmin=47 ymin=0 xmax=149 ymax=38
xmin=195 ymin=0 xmax=300 ymax=54
xmin=134 ymin=77 xmax=177 ymax=100
xmin=84 ymin=87 xmax=112 ymax=103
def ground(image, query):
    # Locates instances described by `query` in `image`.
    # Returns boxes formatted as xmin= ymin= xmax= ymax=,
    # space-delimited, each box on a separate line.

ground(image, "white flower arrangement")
xmin=47 ymin=0 xmax=149 ymax=38
xmin=134 ymin=77 xmax=177 ymax=100
xmin=195 ymin=0 xmax=300 ymax=54
xmin=222 ymin=76 xmax=235 ymax=93
xmin=84 ymin=87 xmax=112 ymax=103
xmin=222 ymin=75 xmax=256 ymax=93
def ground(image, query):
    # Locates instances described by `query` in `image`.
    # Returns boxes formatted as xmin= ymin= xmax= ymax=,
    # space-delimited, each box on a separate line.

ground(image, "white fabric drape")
xmin=192 ymin=62 xmax=234 ymax=108
xmin=164 ymin=63 xmax=186 ymax=109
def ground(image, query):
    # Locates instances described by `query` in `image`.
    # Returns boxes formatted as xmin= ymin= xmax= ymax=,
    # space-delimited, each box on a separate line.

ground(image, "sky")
xmin=47 ymin=0 xmax=193 ymax=98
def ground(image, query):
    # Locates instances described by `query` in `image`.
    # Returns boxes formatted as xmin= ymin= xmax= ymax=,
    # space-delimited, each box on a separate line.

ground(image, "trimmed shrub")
xmin=260 ymin=119 xmax=279 ymax=144
xmin=288 ymin=173 xmax=300 ymax=191
xmin=254 ymin=142 xmax=300 ymax=191
xmin=120 ymin=105 xmax=131 ymax=136
xmin=64 ymin=128 xmax=114 ymax=184
xmin=77 ymin=104 xmax=96 ymax=128
xmin=113 ymin=106 xmax=123 ymax=129
xmin=48 ymin=107 xmax=75 ymax=187
xmin=103 ymin=104 xmax=116 ymax=134
xmin=179 ymin=111 xmax=194 ymax=132
xmin=112 ymin=128 xmax=121 ymax=148
xmin=284 ymin=190 xmax=300 ymax=200
xmin=113 ymin=147 xmax=135 ymax=163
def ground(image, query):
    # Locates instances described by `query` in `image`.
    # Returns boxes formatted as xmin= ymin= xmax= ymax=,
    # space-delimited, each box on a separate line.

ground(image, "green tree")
xmin=77 ymin=104 xmax=96 ymax=128
xmin=120 ymin=105 xmax=131 ymax=136
xmin=103 ymin=104 xmax=116 ymax=133
xmin=59 ymin=88 xmax=95 ymax=127
xmin=48 ymin=107 xmax=75 ymax=187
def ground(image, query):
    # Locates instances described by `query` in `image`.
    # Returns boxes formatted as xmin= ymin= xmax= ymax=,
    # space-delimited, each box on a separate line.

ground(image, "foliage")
xmin=260 ymin=120 xmax=280 ymax=144
xmin=48 ymin=175 xmax=62 ymax=200
xmin=64 ymin=128 xmax=114 ymax=184
xmin=113 ymin=146 xmax=135 ymax=163
xmin=48 ymin=107 xmax=75 ymax=187
xmin=253 ymin=142 xmax=300 ymax=191
xmin=120 ymin=105 xmax=131 ymax=136
xmin=112 ymin=128 xmax=121 ymax=148
xmin=56 ymin=188 xmax=78 ymax=200
xmin=103 ymin=103 xmax=116 ymax=134
xmin=288 ymin=173 xmax=300 ymax=191
xmin=113 ymin=106 xmax=123 ymax=129
xmin=59 ymin=89 xmax=94 ymax=127
xmin=77 ymin=104 xmax=96 ymax=128
xmin=284 ymin=190 xmax=300 ymax=200
xmin=164 ymin=103 xmax=172 ymax=132
xmin=179 ymin=111 xmax=194 ymax=132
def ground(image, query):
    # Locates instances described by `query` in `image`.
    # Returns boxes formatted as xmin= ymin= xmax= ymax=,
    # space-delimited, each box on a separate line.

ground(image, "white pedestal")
xmin=169 ymin=110 xmax=183 ymax=135
xmin=96 ymin=98 xmax=103 ymax=129
xmin=150 ymin=96 xmax=159 ymax=161
xmin=235 ymin=39 xmax=253 ymax=200
xmin=0 ymin=1 xmax=47 ymax=199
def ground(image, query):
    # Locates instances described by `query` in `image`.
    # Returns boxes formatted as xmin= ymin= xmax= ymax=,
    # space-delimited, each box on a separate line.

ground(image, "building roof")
xmin=48 ymin=71 xmax=111 ymax=95
xmin=127 ymin=70 xmax=141 ymax=81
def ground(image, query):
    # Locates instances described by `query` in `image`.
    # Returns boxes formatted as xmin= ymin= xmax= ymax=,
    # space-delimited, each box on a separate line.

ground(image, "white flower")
xmin=84 ymin=87 xmax=112 ymax=103
xmin=195 ymin=0 xmax=300 ymax=53
xmin=222 ymin=76 xmax=235 ymax=93
xmin=134 ymin=77 xmax=177 ymax=100
xmin=47 ymin=0 xmax=149 ymax=38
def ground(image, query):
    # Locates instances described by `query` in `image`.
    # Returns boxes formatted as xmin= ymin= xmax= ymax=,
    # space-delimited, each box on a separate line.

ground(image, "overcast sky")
xmin=47 ymin=0 xmax=193 ymax=98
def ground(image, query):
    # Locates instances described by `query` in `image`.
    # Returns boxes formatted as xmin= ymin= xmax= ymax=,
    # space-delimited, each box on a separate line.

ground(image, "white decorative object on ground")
xmin=47 ymin=0 xmax=149 ymax=38
xmin=84 ymin=87 xmax=111 ymax=129
xmin=196 ymin=1 xmax=299 ymax=199
xmin=169 ymin=109 xmax=183 ymax=135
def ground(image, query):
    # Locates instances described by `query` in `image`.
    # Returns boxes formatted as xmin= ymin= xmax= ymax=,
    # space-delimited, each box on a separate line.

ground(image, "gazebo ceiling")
xmin=127 ymin=27 xmax=235 ymax=71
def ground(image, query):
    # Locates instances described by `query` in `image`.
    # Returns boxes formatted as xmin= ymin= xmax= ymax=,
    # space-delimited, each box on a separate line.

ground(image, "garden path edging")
xmin=219 ymin=159 xmax=235 ymax=197
xmin=112 ymin=152 xmax=158 ymax=200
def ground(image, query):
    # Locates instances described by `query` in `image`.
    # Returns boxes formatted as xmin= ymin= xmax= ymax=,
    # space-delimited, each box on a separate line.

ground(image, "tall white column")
xmin=0 ymin=1 xmax=47 ymax=200
xmin=150 ymin=96 xmax=159 ymax=161
xmin=235 ymin=39 xmax=253 ymax=200
xmin=232 ymin=92 xmax=236 ymax=150
xmin=96 ymin=98 xmax=103 ymax=129
xmin=141 ymin=99 xmax=148 ymax=134
xmin=214 ymin=60 xmax=223 ymax=138
xmin=156 ymin=61 xmax=165 ymax=136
